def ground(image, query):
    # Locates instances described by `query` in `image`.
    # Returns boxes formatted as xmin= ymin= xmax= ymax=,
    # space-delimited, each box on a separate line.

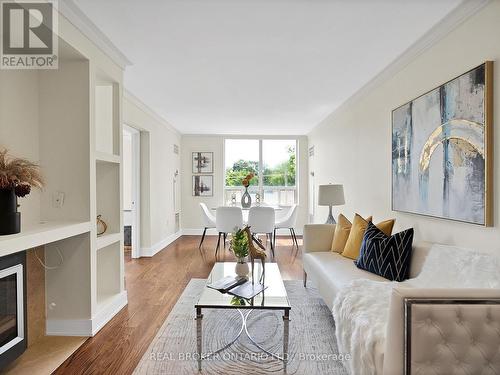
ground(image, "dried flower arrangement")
xmin=0 ymin=148 xmax=44 ymax=197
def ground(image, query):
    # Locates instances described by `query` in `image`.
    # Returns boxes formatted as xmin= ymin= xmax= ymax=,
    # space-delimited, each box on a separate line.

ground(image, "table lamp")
xmin=318 ymin=184 xmax=345 ymax=224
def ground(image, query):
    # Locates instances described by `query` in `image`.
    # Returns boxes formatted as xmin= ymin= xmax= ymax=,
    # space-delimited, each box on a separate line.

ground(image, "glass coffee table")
xmin=195 ymin=262 xmax=291 ymax=372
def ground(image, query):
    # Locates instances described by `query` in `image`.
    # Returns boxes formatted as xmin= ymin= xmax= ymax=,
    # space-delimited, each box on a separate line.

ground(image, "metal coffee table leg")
xmin=196 ymin=307 xmax=203 ymax=371
xmin=283 ymin=309 xmax=290 ymax=373
xmin=244 ymin=308 xmax=291 ymax=371
xmin=196 ymin=307 xmax=291 ymax=371
xmin=196 ymin=309 xmax=246 ymax=369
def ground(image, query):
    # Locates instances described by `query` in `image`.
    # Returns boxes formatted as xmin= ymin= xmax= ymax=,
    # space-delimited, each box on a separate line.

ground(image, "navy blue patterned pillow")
xmin=355 ymin=222 xmax=414 ymax=281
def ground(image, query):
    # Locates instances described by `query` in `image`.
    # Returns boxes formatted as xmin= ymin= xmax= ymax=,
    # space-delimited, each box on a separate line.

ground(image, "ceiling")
xmin=73 ymin=0 xmax=462 ymax=135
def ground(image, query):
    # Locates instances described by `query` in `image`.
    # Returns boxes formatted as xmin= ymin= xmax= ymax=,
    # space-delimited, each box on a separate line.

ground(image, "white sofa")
xmin=302 ymin=224 xmax=500 ymax=375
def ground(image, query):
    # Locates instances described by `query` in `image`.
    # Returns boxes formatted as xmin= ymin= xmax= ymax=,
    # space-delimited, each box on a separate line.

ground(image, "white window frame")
xmin=223 ymin=137 xmax=298 ymax=206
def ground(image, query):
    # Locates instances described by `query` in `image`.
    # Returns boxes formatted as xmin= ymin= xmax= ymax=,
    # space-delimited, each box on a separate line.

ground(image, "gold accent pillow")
xmin=331 ymin=214 xmax=352 ymax=253
xmin=341 ymin=214 xmax=372 ymax=260
xmin=376 ymin=219 xmax=395 ymax=236
xmin=341 ymin=216 xmax=396 ymax=259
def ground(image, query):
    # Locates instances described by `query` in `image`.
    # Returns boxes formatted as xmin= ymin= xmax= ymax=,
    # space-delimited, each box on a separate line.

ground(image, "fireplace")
xmin=0 ymin=252 xmax=26 ymax=369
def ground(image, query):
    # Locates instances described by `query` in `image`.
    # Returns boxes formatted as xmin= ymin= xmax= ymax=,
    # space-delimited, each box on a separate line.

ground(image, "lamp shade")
xmin=318 ymin=184 xmax=345 ymax=206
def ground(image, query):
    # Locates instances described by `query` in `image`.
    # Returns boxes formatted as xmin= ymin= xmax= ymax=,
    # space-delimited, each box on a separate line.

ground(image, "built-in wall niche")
xmin=92 ymin=67 xmax=124 ymax=321
xmin=96 ymin=162 xmax=120 ymax=237
xmin=39 ymin=58 xmax=91 ymax=225
xmin=45 ymin=233 xmax=92 ymax=323
xmin=95 ymin=81 xmax=120 ymax=158
xmin=0 ymin=39 xmax=91 ymax=229
xmin=96 ymin=242 xmax=121 ymax=309
xmin=0 ymin=35 xmax=125 ymax=359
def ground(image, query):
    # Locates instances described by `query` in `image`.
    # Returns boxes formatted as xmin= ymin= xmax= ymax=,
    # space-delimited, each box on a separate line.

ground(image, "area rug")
xmin=134 ymin=279 xmax=349 ymax=374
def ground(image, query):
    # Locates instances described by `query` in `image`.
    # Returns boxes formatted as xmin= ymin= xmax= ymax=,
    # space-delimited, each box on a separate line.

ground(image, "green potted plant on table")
xmin=0 ymin=149 xmax=44 ymax=235
xmin=230 ymin=226 xmax=250 ymax=277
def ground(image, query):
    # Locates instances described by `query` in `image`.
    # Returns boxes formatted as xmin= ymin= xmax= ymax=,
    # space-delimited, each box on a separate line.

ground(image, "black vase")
xmin=0 ymin=188 xmax=21 ymax=235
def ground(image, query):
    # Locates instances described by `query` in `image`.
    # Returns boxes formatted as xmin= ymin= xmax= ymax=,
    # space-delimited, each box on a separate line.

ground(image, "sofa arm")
xmin=383 ymin=287 xmax=500 ymax=375
xmin=302 ymin=224 xmax=335 ymax=253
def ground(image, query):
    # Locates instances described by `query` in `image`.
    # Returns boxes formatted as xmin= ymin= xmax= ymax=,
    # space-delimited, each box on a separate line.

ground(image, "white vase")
xmin=235 ymin=259 xmax=249 ymax=277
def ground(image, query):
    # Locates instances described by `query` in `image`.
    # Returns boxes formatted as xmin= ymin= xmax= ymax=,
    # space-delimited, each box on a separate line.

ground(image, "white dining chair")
xmin=247 ymin=206 xmax=275 ymax=257
xmin=274 ymin=204 xmax=299 ymax=249
xmin=215 ymin=207 xmax=243 ymax=257
xmin=199 ymin=203 xmax=216 ymax=248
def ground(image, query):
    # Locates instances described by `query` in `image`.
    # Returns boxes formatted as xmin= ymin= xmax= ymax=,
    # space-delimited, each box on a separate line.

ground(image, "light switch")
xmin=52 ymin=191 xmax=65 ymax=208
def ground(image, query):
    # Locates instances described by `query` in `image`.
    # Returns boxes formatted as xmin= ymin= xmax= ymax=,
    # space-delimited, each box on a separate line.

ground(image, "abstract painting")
xmin=193 ymin=175 xmax=213 ymax=196
xmin=392 ymin=62 xmax=493 ymax=226
xmin=192 ymin=152 xmax=213 ymax=173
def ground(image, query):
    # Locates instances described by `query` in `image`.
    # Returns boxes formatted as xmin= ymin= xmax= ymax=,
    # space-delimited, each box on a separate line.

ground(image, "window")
xmin=224 ymin=139 xmax=297 ymax=206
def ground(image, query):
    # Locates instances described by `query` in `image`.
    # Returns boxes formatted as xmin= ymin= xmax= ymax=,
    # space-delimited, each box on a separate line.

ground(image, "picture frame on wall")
xmin=193 ymin=175 xmax=213 ymax=197
xmin=391 ymin=61 xmax=493 ymax=226
xmin=192 ymin=152 xmax=213 ymax=173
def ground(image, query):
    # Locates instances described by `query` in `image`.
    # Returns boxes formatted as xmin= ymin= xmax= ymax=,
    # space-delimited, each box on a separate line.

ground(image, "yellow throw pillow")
xmin=341 ymin=214 xmax=372 ymax=260
xmin=376 ymin=219 xmax=395 ymax=236
xmin=331 ymin=214 xmax=352 ymax=253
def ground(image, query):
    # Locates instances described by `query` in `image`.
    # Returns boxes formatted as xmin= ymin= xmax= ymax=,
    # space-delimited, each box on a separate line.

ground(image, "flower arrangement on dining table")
xmin=241 ymin=172 xmax=255 ymax=187
xmin=240 ymin=172 xmax=255 ymax=208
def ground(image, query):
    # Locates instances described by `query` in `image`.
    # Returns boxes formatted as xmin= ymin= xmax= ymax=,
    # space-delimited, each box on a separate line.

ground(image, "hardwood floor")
xmin=54 ymin=234 xmax=303 ymax=375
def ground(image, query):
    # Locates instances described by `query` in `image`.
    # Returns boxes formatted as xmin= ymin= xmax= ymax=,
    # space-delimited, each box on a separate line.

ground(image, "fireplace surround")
xmin=0 ymin=252 xmax=26 ymax=369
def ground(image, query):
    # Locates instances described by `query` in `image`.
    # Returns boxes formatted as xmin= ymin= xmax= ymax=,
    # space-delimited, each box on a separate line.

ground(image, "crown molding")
xmin=312 ymin=0 xmax=491 ymax=132
xmin=124 ymin=89 xmax=181 ymax=136
xmin=58 ymin=0 xmax=131 ymax=69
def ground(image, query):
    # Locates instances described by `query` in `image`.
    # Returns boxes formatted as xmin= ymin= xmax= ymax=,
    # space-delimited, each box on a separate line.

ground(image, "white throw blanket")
xmin=332 ymin=244 xmax=500 ymax=375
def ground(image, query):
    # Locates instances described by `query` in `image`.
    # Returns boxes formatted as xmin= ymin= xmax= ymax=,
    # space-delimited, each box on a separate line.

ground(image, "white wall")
xmin=0 ymin=70 xmax=41 ymax=226
xmin=95 ymin=85 xmax=114 ymax=154
xmin=122 ymin=130 xmax=133 ymax=212
xmin=308 ymin=1 xmax=500 ymax=252
xmin=123 ymin=91 xmax=182 ymax=254
xmin=181 ymin=135 xmax=309 ymax=234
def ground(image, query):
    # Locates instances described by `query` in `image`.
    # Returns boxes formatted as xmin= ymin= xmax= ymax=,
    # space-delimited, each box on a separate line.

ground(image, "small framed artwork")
xmin=192 ymin=152 xmax=213 ymax=173
xmin=193 ymin=175 xmax=213 ymax=196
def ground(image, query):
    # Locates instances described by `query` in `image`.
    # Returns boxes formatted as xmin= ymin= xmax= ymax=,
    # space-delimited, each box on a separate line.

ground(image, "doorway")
xmin=123 ymin=125 xmax=141 ymax=258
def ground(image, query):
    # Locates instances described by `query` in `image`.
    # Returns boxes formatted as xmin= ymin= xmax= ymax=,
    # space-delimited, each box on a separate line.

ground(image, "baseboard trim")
xmin=275 ymin=228 xmax=303 ymax=236
xmin=140 ymin=231 xmax=182 ymax=257
xmin=46 ymin=319 xmax=92 ymax=337
xmin=181 ymin=228 xmax=303 ymax=236
xmin=91 ymin=291 xmax=128 ymax=335
xmin=46 ymin=291 xmax=128 ymax=336
xmin=181 ymin=228 xmax=218 ymax=236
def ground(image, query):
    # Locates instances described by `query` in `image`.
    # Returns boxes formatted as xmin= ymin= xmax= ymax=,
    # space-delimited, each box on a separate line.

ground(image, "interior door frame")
xmin=123 ymin=124 xmax=141 ymax=259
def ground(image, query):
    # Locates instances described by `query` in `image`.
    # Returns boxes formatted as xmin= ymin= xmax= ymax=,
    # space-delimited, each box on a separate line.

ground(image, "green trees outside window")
xmin=225 ymin=145 xmax=296 ymax=188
